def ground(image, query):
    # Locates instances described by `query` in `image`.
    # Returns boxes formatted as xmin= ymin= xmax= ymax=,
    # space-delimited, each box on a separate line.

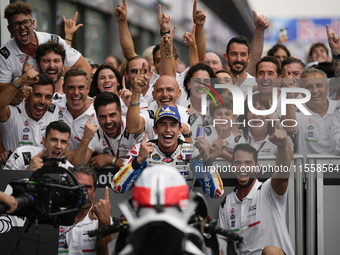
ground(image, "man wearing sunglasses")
xmin=0 ymin=2 xmax=91 ymax=88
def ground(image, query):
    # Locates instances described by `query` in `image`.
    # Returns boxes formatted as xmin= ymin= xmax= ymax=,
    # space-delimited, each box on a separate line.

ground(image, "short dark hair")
xmin=281 ymin=57 xmax=305 ymax=70
xmin=256 ymin=56 xmax=282 ymax=76
xmin=183 ymin=63 xmax=216 ymax=98
xmin=34 ymin=74 xmax=55 ymax=93
xmin=4 ymin=2 xmax=32 ymax=23
xmin=64 ymin=67 xmax=88 ymax=88
xmin=45 ymin=121 xmax=71 ymax=138
xmin=94 ymin=92 xmax=122 ymax=114
xmin=126 ymin=56 xmax=151 ymax=74
xmin=71 ymin=164 xmax=97 ymax=189
xmin=232 ymin=143 xmax=258 ymax=164
xmin=36 ymin=41 xmax=66 ymax=64
xmin=226 ymin=36 xmax=250 ymax=54
xmin=267 ymin=44 xmax=291 ymax=58
xmin=309 ymin=42 xmax=329 ymax=57
xmin=89 ymin=64 xmax=122 ymax=97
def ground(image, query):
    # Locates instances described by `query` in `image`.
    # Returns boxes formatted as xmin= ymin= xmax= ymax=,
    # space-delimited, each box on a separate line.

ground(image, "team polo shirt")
xmin=0 ymin=31 xmax=81 ymax=82
xmin=57 ymin=100 xmax=98 ymax=150
xmin=295 ymin=99 xmax=337 ymax=155
xmin=204 ymin=124 xmax=247 ymax=155
xmin=218 ymin=179 xmax=295 ymax=255
xmin=139 ymin=108 xmax=156 ymax=141
xmin=89 ymin=117 xmax=144 ymax=159
xmin=240 ymin=73 xmax=256 ymax=95
xmin=121 ymin=94 xmax=148 ymax=117
xmin=0 ymin=100 xmax=59 ymax=153
xmin=3 ymin=145 xmax=73 ymax=170
xmin=246 ymin=132 xmax=293 ymax=156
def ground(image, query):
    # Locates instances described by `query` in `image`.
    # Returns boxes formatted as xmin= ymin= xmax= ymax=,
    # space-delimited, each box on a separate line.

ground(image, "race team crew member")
xmin=0 ymin=73 xmax=58 ymax=153
xmin=58 ymin=165 xmax=113 ymax=255
xmin=74 ymin=92 xmax=144 ymax=169
xmin=218 ymin=124 xmax=294 ymax=254
xmin=112 ymin=106 xmax=224 ymax=198
xmin=0 ymin=2 xmax=90 ymax=83
xmin=4 ymin=121 xmax=73 ymax=170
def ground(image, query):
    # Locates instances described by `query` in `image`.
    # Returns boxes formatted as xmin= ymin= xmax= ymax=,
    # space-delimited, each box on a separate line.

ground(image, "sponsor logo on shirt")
xmin=152 ymin=154 xmax=161 ymax=161
xmin=22 ymin=152 xmax=31 ymax=165
xmin=162 ymin=158 xmax=173 ymax=163
xmin=0 ymin=47 xmax=10 ymax=59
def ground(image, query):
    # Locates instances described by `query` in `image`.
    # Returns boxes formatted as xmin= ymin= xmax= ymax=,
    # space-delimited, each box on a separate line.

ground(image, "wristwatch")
xmin=160 ymin=29 xmax=171 ymax=37
xmin=12 ymin=77 xmax=22 ymax=89
xmin=333 ymin=54 xmax=340 ymax=60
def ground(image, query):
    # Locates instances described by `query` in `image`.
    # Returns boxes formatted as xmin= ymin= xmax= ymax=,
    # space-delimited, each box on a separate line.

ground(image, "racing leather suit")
xmin=112 ymin=139 xmax=224 ymax=198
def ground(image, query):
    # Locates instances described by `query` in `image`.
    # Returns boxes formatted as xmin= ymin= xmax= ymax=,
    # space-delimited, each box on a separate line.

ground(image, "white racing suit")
xmin=112 ymin=139 xmax=224 ymax=198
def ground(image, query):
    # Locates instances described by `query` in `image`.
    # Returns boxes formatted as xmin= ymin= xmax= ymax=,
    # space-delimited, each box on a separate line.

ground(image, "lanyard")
xmin=103 ymin=122 xmax=124 ymax=158
xmin=249 ymin=137 xmax=266 ymax=153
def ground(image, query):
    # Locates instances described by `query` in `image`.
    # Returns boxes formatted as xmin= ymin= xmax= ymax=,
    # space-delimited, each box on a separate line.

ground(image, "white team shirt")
xmin=0 ymin=100 xmax=59 ymax=152
xmin=218 ymin=179 xmax=295 ymax=255
xmin=246 ymin=132 xmax=294 ymax=156
xmin=0 ymin=31 xmax=81 ymax=83
xmin=89 ymin=117 xmax=144 ymax=159
xmin=295 ymin=99 xmax=338 ymax=155
xmin=3 ymin=146 xmax=73 ymax=170
xmin=240 ymin=73 xmax=256 ymax=95
xmin=56 ymin=99 xmax=98 ymax=150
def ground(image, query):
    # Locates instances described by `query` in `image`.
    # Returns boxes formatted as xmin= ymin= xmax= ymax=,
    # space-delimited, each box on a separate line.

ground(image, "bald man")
xmin=126 ymin=75 xmax=190 ymax=140
xmin=203 ymin=52 xmax=223 ymax=73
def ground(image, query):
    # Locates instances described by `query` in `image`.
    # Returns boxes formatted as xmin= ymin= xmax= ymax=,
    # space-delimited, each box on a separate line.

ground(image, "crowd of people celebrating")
xmin=1 ymin=0 xmax=340 ymax=254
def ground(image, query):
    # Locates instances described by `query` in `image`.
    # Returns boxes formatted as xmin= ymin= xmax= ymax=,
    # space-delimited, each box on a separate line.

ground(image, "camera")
xmin=0 ymin=165 xmax=88 ymax=227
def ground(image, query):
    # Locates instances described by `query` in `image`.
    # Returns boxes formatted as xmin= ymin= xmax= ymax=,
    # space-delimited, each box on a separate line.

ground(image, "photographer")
xmin=0 ymin=191 xmax=17 ymax=214
xmin=3 ymin=121 xmax=72 ymax=170
xmin=59 ymin=165 xmax=113 ymax=255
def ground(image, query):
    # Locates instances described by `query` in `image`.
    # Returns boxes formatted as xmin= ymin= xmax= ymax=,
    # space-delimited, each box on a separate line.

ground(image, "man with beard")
xmin=73 ymin=92 xmax=144 ymax=168
xmin=0 ymin=73 xmax=59 ymax=154
xmin=0 ymin=2 xmax=91 ymax=86
xmin=217 ymin=122 xmax=294 ymax=255
xmin=36 ymin=41 xmax=66 ymax=95
xmin=224 ymin=36 xmax=256 ymax=94
xmin=3 ymin=121 xmax=72 ymax=170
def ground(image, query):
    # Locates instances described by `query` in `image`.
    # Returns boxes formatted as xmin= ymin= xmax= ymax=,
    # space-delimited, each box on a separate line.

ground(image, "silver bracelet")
xmin=129 ymin=101 xmax=140 ymax=106
xmin=111 ymin=156 xmax=117 ymax=166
